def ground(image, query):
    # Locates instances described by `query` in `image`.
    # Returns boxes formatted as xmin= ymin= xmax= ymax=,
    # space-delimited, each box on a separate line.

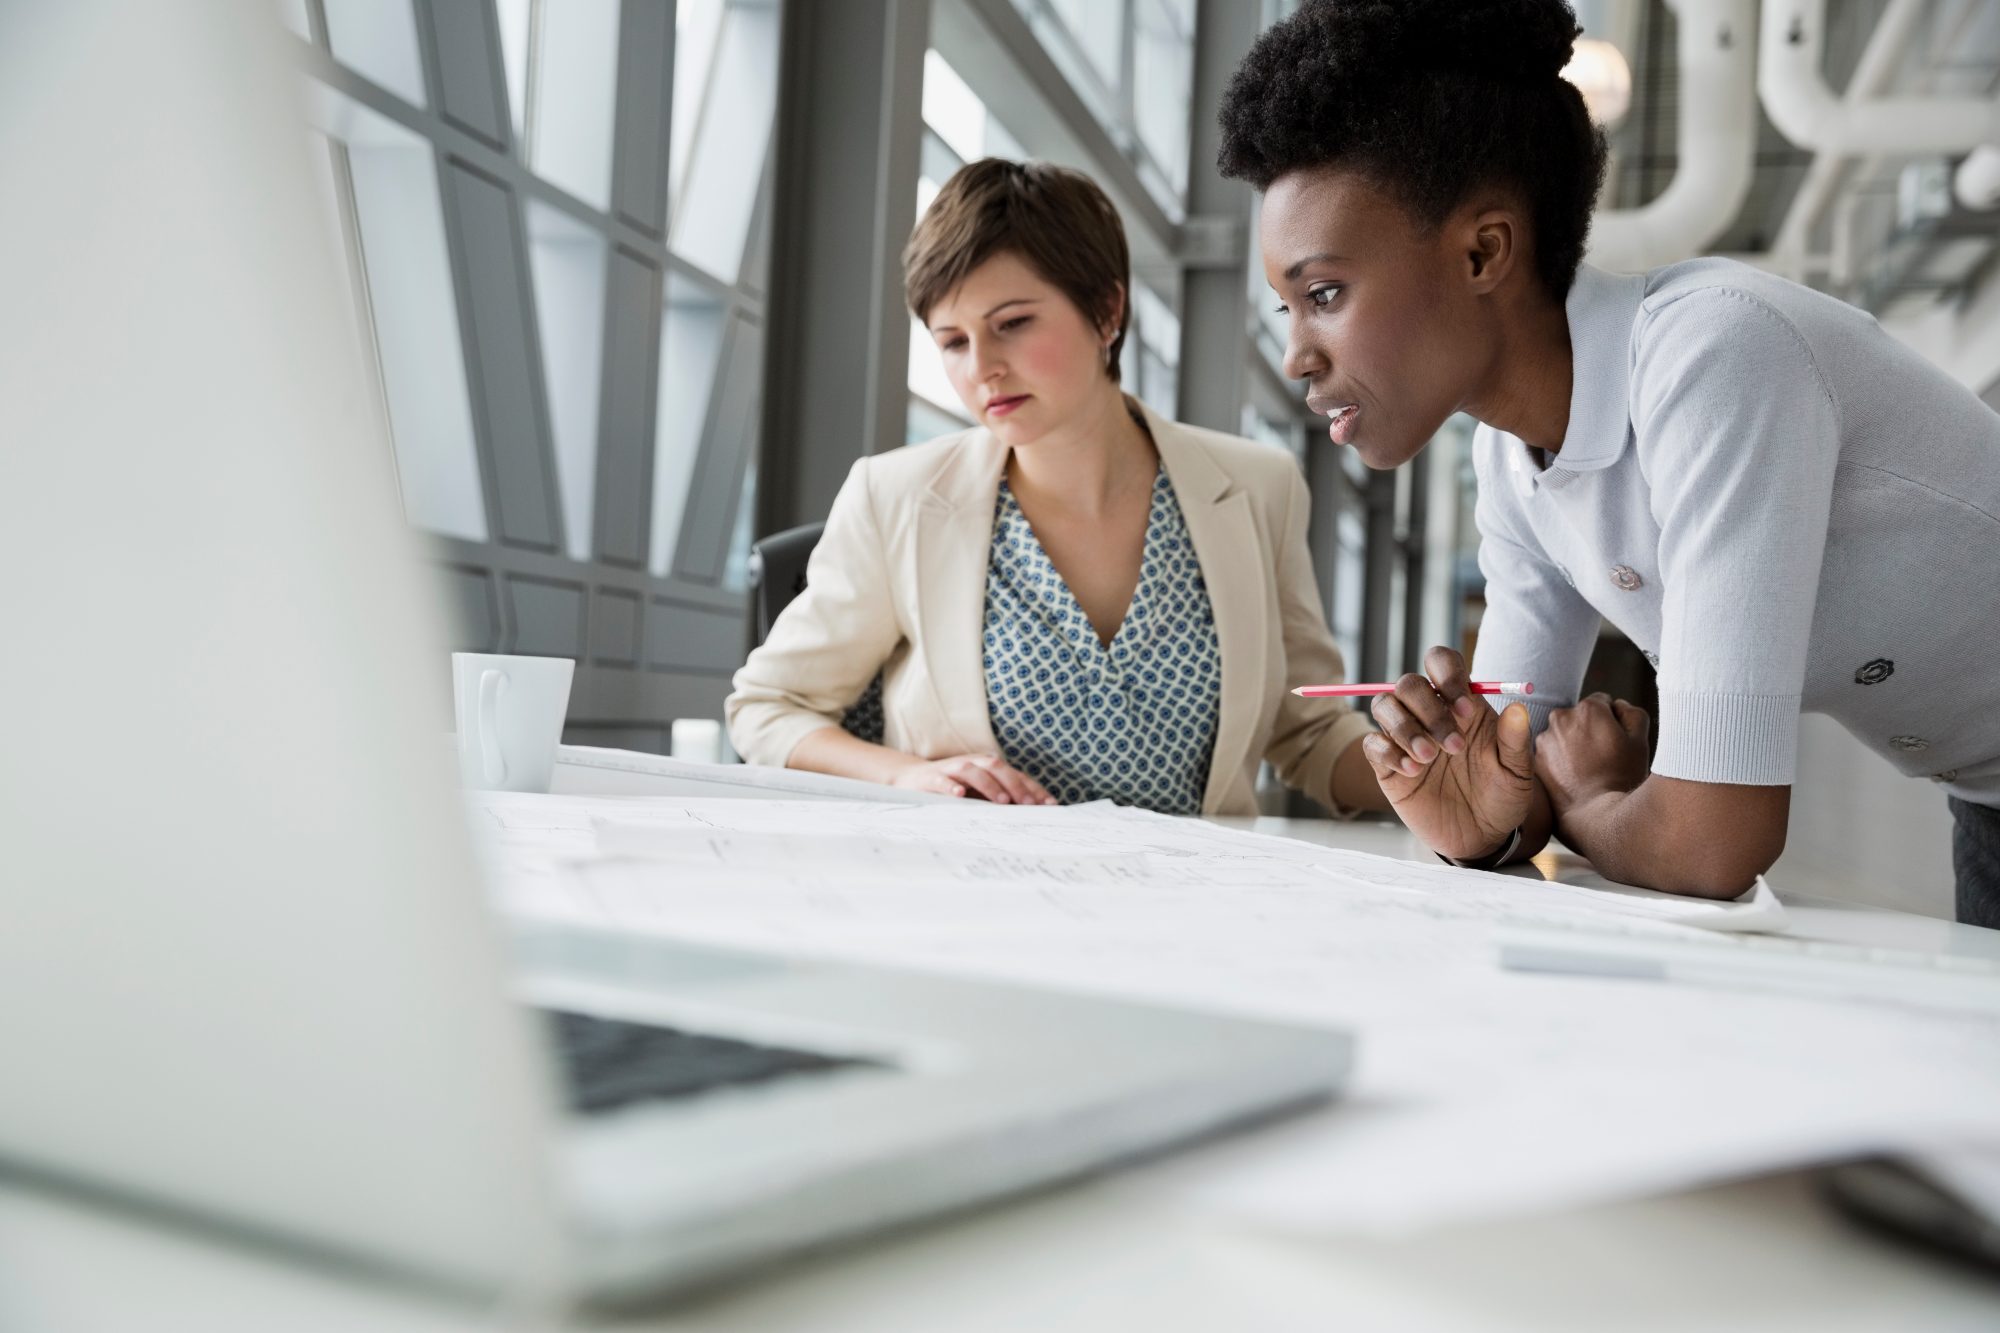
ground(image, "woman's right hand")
xmin=1363 ymin=646 xmax=1535 ymax=861
xmin=889 ymin=754 xmax=1058 ymax=805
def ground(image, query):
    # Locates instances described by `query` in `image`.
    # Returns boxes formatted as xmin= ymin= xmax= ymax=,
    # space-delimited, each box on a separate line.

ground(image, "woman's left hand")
xmin=1535 ymin=694 xmax=1651 ymax=815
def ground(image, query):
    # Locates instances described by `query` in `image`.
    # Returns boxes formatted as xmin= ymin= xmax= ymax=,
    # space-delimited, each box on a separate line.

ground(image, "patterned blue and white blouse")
xmin=981 ymin=468 xmax=1221 ymax=812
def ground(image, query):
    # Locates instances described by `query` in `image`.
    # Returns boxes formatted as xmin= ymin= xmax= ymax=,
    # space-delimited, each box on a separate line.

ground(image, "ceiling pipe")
xmin=1587 ymin=0 xmax=1758 ymax=273
xmin=1759 ymin=0 xmax=2000 ymax=156
xmin=1958 ymin=145 xmax=2000 ymax=210
xmin=1766 ymin=0 xmax=1929 ymax=278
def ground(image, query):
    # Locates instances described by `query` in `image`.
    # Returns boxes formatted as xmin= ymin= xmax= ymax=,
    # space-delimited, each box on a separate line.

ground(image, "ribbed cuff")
xmin=1489 ymin=695 xmax=1559 ymax=735
xmin=1652 ymin=690 xmax=1799 ymax=786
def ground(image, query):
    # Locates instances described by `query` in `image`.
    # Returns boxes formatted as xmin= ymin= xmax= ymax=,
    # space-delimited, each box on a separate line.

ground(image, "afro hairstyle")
xmin=1217 ymin=0 xmax=1609 ymax=298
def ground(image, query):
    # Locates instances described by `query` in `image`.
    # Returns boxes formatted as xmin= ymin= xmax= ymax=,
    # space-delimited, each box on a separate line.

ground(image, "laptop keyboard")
xmin=544 ymin=1009 xmax=884 ymax=1116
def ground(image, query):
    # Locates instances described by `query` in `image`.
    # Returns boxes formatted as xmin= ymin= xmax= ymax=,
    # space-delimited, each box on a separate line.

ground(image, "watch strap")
xmin=1437 ymin=826 xmax=1523 ymax=871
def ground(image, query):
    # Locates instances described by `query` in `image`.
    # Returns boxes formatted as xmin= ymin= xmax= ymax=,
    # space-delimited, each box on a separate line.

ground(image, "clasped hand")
xmin=1535 ymin=692 xmax=1651 ymax=815
xmin=1363 ymin=648 xmax=1653 ymax=861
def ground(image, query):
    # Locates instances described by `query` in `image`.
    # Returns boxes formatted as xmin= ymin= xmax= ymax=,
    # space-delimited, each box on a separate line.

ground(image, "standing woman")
xmin=1219 ymin=0 xmax=2000 ymax=921
xmin=728 ymin=159 xmax=1387 ymax=817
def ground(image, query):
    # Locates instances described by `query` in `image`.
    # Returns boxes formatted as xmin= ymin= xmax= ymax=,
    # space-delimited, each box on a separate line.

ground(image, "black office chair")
xmin=747 ymin=521 xmax=884 ymax=744
xmin=747 ymin=521 xmax=824 ymax=643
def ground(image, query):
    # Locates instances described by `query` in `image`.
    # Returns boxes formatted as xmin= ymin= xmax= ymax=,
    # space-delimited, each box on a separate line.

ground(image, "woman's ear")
xmin=1100 ymin=282 xmax=1127 ymax=346
xmin=1461 ymin=208 xmax=1522 ymax=296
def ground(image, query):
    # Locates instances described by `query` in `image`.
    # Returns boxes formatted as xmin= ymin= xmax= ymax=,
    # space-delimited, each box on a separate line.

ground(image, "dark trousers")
xmin=1950 ymin=797 xmax=2000 ymax=930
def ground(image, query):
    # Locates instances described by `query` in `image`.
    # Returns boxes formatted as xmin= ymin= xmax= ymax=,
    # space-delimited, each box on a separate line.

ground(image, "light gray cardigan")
xmin=1470 ymin=259 xmax=2000 ymax=807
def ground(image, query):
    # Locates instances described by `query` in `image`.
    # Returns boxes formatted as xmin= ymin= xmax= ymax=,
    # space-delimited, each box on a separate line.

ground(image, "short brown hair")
xmin=903 ymin=159 xmax=1131 ymax=382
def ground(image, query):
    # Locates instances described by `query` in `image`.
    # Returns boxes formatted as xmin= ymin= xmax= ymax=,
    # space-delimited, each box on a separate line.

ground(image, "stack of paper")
xmin=468 ymin=793 xmax=1999 ymax=1235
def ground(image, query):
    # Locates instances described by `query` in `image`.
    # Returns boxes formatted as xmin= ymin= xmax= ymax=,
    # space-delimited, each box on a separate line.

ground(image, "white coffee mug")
xmin=671 ymin=717 xmax=725 ymax=764
xmin=451 ymin=653 xmax=575 ymax=792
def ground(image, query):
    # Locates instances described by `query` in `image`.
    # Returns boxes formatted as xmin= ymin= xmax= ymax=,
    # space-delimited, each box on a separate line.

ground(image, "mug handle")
xmin=477 ymin=669 xmax=508 ymax=786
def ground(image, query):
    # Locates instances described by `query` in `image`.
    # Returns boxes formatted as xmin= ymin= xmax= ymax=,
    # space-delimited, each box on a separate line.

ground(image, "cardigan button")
xmin=1610 ymin=565 xmax=1643 ymax=591
xmin=1854 ymin=658 xmax=1894 ymax=685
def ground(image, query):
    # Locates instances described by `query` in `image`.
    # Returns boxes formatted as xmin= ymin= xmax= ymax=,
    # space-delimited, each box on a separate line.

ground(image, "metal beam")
xmin=1175 ymin=0 xmax=1257 ymax=432
xmin=1360 ymin=467 xmax=1398 ymax=683
xmin=758 ymin=0 xmax=932 ymax=535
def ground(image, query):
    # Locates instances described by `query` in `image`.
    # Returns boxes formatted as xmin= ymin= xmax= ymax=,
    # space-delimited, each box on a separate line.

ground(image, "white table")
xmin=1228 ymin=814 xmax=2000 ymax=963
xmin=7 ymin=760 xmax=1997 ymax=1331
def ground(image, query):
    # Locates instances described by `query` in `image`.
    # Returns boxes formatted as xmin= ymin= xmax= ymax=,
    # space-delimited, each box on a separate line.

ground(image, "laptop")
xmin=0 ymin=0 xmax=1350 ymax=1310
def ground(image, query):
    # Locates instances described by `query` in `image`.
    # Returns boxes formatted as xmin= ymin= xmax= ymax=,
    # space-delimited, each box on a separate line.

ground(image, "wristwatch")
xmin=1437 ymin=827 xmax=1522 ymax=872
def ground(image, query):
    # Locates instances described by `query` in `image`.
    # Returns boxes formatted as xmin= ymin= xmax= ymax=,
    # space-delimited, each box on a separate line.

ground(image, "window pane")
xmin=322 ymin=0 xmax=427 ymax=106
xmin=496 ymin=0 xmax=621 ymax=210
xmin=711 ymin=319 xmax=765 ymax=590
xmin=722 ymin=433 xmax=759 ymax=592
xmin=908 ymin=171 xmax=969 ymax=419
xmin=1137 ymin=347 xmax=1174 ymax=419
xmin=669 ymin=0 xmax=726 ymax=207
xmin=300 ymin=133 xmax=388 ymax=428
xmin=908 ymin=315 xmax=963 ymax=419
xmin=1247 ymin=195 xmax=1293 ymax=376
xmin=308 ymin=85 xmax=487 ymax=541
xmin=1386 ymin=559 xmax=1407 ymax=675
xmin=524 ymin=201 xmax=608 ymax=561
xmin=670 ymin=0 xmax=782 ymax=283
xmin=907 ymin=395 xmax=970 ymax=446
xmin=496 ymin=0 xmax=530 ymax=140
xmin=540 ymin=21 xmax=619 ymax=204
xmin=278 ymin=0 xmax=313 ymax=42
xmin=1133 ymin=281 xmax=1180 ymax=349
xmin=1334 ymin=510 xmax=1365 ymax=671
xmin=1241 ymin=407 xmax=1295 ymax=456
xmin=923 ymin=50 xmax=987 ymax=165
xmin=1133 ymin=0 xmax=1192 ymax=199
xmin=1011 ymin=8 xmax=1117 ymax=137
xmin=1010 ymin=0 xmax=1190 ymax=214
xmin=1043 ymin=0 xmax=1122 ymax=93
xmin=650 ymin=275 xmax=727 ymax=575
xmin=923 ymin=51 xmax=1027 ymax=166
xmin=985 ymin=117 xmax=1028 ymax=163
xmin=1131 ymin=280 xmax=1179 ymax=418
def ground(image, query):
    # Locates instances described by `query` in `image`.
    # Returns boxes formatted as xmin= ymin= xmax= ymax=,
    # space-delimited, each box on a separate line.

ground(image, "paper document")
xmin=469 ymin=792 xmax=1997 ymax=1235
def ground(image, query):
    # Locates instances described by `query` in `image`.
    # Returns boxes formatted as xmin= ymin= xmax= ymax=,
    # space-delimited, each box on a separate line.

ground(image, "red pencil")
xmin=1292 ymin=681 xmax=1535 ymax=698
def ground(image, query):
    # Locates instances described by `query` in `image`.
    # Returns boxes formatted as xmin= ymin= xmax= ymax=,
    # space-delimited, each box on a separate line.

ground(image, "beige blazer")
xmin=726 ymin=400 xmax=1375 ymax=816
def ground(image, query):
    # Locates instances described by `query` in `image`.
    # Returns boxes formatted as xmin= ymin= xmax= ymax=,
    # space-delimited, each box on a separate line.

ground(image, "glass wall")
xmin=1130 ymin=279 xmax=1181 ymax=419
xmin=669 ymin=0 xmax=782 ymax=285
xmin=1007 ymin=0 xmax=1197 ymax=217
xmin=291 ymin=0 xmax=778 ymax=593
xmin=523 ymin=200 xmax=609 ymax=560
xmin=495 ymin=0 xmax=621 ymax=210
xmin=322 ymin=0 xmax=428 ymax=106
xmin=304 ymin=84 xmax=487 ymax=541
xmin=286 ymin=0 xmax=784 ymax=749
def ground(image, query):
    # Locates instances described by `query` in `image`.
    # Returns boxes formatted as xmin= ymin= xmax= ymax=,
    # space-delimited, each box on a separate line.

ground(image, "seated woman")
xmin=727 ymin=159 xmax=1388 ymax=816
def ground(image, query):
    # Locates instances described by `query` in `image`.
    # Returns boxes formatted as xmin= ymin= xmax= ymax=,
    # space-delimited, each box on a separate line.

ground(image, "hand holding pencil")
xmin=1294 ymin=681 xmax=1534 ymax=699
xmin=1317 ymin=647 xmax=1537 ymax=864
